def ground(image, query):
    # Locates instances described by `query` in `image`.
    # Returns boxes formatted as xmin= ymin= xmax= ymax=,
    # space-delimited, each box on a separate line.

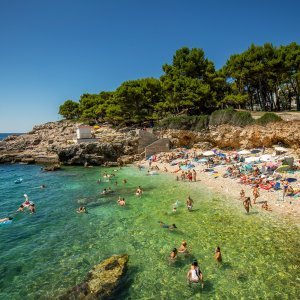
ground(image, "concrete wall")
xmin=137 ymin=129 xmax=158 ymax=153
xmin=145 ymin=138 xmax=170 ymax=158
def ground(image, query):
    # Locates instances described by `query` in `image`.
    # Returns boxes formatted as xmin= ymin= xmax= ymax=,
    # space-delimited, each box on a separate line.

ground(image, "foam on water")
xmin=0 ymin=164 xmax=299 ymax=299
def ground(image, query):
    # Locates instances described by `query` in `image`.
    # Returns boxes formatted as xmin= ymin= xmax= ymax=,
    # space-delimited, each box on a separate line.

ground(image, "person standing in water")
xmin=243 ymin=197 xmax=252 ymax=213
xmin=215 ymin=246 xmax=222 ymax=262
xmin=187 ymin=260 xmax=204 ymax=288
xmin=186 ymin=196 xmax=194 ymax=211
xmin=169 ymin=248 xmax=178 ymax=261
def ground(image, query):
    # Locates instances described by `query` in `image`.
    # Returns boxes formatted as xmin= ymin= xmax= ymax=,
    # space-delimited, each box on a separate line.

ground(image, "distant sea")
xmin=0 ymin=133 xmax=23 ymax=141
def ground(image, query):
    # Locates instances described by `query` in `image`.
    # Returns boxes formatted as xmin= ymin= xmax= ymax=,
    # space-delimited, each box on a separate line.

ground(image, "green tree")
xmin=160 ymin=47 xmax=227 ymax=115
xmin=58 ymin=100 xmax=79 ymax=119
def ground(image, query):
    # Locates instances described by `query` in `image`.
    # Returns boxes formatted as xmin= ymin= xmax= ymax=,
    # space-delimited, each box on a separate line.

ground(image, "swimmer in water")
xmin=178 ymin=241 xmax=188 ymax=254
xmin=117 ymin=198 xmax=126 ymax=206
xmin=135 ymin=186 xmax=143 ymax=196
xmin=159 ymin=221 xmax=177 ymax=230
xmin=40 ymin=184 xmax=46 ymax=189
xmin=29 ymin=203 xmax=36 ymax=214
xmin=169 ymin=248 xmax=178 ymax=261
xmin=77 ymin=206 xmax=87 ymax=213
xmin=0 ymin=217 xmax=13 ymax=223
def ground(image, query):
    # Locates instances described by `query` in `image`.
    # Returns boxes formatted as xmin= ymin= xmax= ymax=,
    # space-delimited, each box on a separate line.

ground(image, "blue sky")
xmin=0 ymin=0 xmax=299 ymax=132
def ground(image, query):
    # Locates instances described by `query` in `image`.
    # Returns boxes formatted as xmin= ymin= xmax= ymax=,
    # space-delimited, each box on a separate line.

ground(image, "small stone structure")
xmin=145 ymin=138 xmax=170 ymax=158
xmin=136 ymin=129 xmax=158 ymax=153
xmin=74 ymin=125 xmax=98 ymax=144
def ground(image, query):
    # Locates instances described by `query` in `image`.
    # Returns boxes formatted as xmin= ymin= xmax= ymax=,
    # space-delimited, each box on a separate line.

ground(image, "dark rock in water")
xmin=59 ymin=254 xmax=129 ymax=300
xmin=42 ymin=164 xmax=61 ymax=171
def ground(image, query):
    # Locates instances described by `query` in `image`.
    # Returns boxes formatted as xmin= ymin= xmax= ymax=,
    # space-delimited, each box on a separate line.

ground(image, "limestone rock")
xmin=60 ymin=254 xmax=129 ymax=300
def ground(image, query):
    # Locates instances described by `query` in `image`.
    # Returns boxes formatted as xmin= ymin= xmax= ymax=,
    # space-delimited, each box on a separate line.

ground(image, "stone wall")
xmin=136 ymin=130 xmax=158 ymax=153
xmin=145 ymin=138 xmax=170 ymax=158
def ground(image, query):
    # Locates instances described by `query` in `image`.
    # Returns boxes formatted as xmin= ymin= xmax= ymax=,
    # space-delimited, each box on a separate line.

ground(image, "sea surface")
xmin=0 ymin=133 xmax=23 ymax=141
xmin=0 ymin=163 xmax=300 ymax=298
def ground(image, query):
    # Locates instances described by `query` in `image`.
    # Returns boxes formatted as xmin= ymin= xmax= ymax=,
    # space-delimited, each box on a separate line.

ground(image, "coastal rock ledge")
xmin=59 ymin=254 xmax=129 ymax=300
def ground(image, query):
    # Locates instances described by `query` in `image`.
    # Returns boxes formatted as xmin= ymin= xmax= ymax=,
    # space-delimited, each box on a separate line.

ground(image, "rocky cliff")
xmin=1 ymin=120 xmax=299 ymax=166
xmin=0 ymin=121 xmax=139 ymax=165
xmin=161 ymin=120 xmax=300 ymax=154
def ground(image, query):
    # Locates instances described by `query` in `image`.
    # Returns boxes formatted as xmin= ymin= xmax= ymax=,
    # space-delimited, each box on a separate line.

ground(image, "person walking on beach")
xmin=192 ymin=169 xmax=197 ymax=182
xmin=186 ymin=196 xmax=194 ymax=211
xmin=253 ymin=185 xmax=260 ymax=204
xmin=240 ymin=189 xmax=245 ymax=200
xmin=243 ymin=197 xmax=252 ymax=213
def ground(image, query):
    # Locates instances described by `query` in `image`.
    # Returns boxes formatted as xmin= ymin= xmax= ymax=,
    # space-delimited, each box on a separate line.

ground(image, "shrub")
xmin=209 ymin=108 xmax=254 ymax=127
xmin=209 ymin=108 xmax=235 ymax=126
xmin=231 ymin=111 xmax=254 ymax=127
xmin=157 ymin=115 xmax=209 ymax=131
xmin=255 ymin=113 xmax=282 ymax=126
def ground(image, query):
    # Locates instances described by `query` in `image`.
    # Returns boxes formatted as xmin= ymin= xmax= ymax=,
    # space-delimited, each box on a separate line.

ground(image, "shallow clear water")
xmin=0 ymin=164 xmax=299 ymax=299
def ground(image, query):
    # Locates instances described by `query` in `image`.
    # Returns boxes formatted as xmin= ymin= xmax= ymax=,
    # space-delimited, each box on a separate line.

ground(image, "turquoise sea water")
xmin=0 ymin=164 xmax=300 ymax=299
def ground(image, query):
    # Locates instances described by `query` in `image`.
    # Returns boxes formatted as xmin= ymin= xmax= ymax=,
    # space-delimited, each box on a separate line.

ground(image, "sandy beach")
xmin=138 ymin=148 xmax=300 ymax=226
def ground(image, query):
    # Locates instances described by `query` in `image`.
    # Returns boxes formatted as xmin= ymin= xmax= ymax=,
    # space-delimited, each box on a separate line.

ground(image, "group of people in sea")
xmin=0 ymin=193 xmax=37 ymax=225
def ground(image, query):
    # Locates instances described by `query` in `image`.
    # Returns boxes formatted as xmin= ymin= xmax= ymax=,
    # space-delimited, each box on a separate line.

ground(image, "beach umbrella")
xmin=238 ymin=150 xmax=251 ymax=155
xmin=274 ymin=147 xmax=289 ymax=153
xmin=203 ymin=150 xmax=215 ymax=156
xmin=245 ymin=156 xmax=260 ymax=163
xmin=286 ymin=178 xmax=297 ymax=183
xmin=260 ymin=154 xmax=272 ymax=162
xmin=275 ymin=165 xmax=290 ymax=173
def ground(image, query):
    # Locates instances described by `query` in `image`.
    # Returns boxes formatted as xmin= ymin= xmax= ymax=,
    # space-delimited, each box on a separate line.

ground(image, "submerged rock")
xmin=60 ymin=254 xmax=129 ymax=299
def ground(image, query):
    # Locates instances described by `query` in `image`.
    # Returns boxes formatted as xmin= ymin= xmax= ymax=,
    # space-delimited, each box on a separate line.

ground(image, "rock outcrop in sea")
xmin=0 ymin=121 xmax=140 ymax=165
xmin=59 ymin=254 xmax=129 ymax=299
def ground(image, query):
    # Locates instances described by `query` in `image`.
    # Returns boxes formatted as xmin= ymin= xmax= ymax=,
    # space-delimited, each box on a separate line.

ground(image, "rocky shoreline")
xmin=0 ymin=120 xmax=299 ymax=167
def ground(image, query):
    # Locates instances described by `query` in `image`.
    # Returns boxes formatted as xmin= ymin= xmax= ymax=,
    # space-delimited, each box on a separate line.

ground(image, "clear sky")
xmin=0 ymin=0 xmax=299 ymax=132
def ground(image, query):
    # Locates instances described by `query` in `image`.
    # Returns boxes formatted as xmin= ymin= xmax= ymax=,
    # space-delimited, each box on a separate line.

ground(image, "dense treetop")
xmin=59 ymin=43 xmax=300 ymax=125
